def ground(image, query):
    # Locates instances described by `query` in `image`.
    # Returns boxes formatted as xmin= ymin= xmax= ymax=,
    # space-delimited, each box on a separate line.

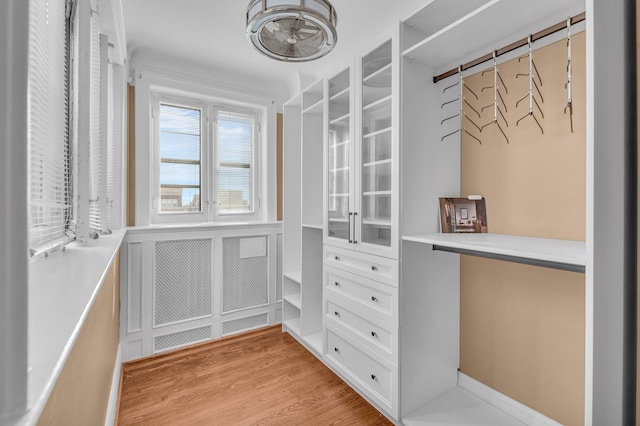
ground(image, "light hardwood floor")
xmin=117 ymin=325 xmax=393 ymax=425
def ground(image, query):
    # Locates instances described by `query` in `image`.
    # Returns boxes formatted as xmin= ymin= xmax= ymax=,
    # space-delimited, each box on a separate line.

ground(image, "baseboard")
xmin=457 ymin=372 xmax=562 ymax=426
xmin=105 ymin=345 xmax=122 ymax=426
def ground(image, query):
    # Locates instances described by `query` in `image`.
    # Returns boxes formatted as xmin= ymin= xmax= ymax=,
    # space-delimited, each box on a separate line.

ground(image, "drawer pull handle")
xmin=371 ymin=331 xmax=377 ymax=338
xmin=334 ymin=281 xmax=340 ymax=287
xmin=371 ymin=265 xmax=378 ymax=271
xmin=334 ymin=347 xmax=340 ymax=353
xmin=334 ymin=311 xmax=340 ymax=317
xmin=371 ymin=296 xmax=378 ymax=302
xmin=335 ymin=256 xmax=340 ymax=261
xmin=371 ymin=374 xmax=377 ymax=381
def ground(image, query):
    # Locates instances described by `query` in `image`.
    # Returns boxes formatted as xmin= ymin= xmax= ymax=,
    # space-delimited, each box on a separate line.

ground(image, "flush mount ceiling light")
xmin=246 ymin=0 xmax=338 ymax=62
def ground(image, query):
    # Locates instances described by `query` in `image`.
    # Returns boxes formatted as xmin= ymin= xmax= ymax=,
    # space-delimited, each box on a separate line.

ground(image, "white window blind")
xmin=28 ymin=0 xmax=73 ymax=252
xmin=105 ymin=60 xmax=115 ymax=229
xmin=216 ymin=109 xmax=256 ymax=214
xmin=88 ymin=7 xmax=104 ymax=232
xmin=159 ymin=103 xmax=202 ymax=213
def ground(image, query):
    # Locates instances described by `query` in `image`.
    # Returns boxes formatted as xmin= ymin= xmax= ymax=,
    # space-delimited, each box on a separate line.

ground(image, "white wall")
xmin=0 ymin=1 xmax=29 ymax=423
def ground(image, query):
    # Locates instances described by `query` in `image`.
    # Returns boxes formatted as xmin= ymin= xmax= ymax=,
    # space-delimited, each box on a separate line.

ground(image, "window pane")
xmin=217 ymin=111 xmax=254 ymax=214
xmin=159 ymin=103 xmax=201 ymax=213
xmin=218 ymin=167 xmax=251 ymax=212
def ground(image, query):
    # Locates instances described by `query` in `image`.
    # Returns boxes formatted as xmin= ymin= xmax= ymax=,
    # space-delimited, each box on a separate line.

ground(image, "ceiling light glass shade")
xmin=246 ymin=0 xmax=338 ymax=62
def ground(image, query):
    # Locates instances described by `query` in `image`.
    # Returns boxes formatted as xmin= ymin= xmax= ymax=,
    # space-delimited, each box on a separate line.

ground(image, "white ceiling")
xmin=121 ymin=0 xmax=431 ymax=101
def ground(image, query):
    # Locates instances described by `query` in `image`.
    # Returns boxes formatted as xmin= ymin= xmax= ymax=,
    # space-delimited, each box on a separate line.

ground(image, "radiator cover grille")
xmin=154 ymin=239 xmax=212 ymax=326
xmin=222 ymin=313 xmax=269 ymax=336
xmin=154 ymin=326 xmax=211 ymax=353
xmin=222 ymin=236 xmax=269 ymax=312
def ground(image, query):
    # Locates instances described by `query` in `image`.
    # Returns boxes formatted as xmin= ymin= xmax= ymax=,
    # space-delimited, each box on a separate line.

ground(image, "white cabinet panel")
xmin=325 ymin=324 xmax=398 ymax=417
xmin=324 ymin=265 xmax=398 ymax=325
xmin=324 ymin=245 xmax=398 ymax=286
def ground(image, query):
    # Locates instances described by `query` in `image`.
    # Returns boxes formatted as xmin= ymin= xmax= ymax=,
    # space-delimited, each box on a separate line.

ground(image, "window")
xmin=28 ymin=0 xmax=73 ymax=253
xmin=216 ymin=109 xmax=257 ymax=215
xmin=151 ymin=95 xmax=261 ymax=223
xmin=159 ymin=103 xmax=203 ymax=213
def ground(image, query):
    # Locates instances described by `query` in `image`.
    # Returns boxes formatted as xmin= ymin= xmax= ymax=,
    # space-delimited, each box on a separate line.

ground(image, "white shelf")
xmin=302 ymin=332 xmax=323 ymax=354
xmin=363 ymin=159 xmax=392 ymax=168
xmin=363 ymin=190 xmax=392 ymax=196
xmin=363 ymin=63 xmax=392 ymax=87
xmin=283 ymin=318 xmax=301 ymax=336
xmin=302 ymin=223 xmax=323 ymax=230
xmin=328 ymin=218 xmax=349 ymax=223
xmin=283 ymin=293 xmax=302 ymax=310
xmin=284 ymin=271 xmax=302 ymax=284
xmin=362 ymin=219 xmax=391 ymax=226
xmin=402 ymin=0 xmax=584 ymax=71
xmin=302 ymin=98 xmax=324 ymax=115
xmin=402 ymin=233 xmax=586 ymax=272
xmin=330 ymin=113 xmax=350 ymax=125
xmin=363 ymin=94 xmax=392 ymax=112
xmin=329 ymin=86 xmax=350 ymax=102
xmin=363 ymin=127 xmax=392 ymax=139
xmin=403 ymin=386 xmax=523 ymax=426
xmin=330 ymin=140 xmax=349 ymax=149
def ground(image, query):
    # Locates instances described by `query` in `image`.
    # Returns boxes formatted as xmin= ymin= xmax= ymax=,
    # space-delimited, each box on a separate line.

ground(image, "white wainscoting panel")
xmin=120 ymin=223 xmax=282 ymax=361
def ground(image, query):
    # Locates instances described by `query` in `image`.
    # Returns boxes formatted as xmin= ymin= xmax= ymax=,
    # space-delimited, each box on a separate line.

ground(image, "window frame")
xmin=213 ymin=105 xmax=260 ymax=220
xmin=151 ymin=94 xmax=210 ymax=224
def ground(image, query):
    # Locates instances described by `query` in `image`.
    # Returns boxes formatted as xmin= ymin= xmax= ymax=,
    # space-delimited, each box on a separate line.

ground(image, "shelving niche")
xmin=282 ymin=80 xmax=325 ymax=355
xmin=399 ymin=0 xmax=586 ymax=424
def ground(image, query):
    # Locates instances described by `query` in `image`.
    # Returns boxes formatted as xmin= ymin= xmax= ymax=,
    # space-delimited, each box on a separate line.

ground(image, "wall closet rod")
xmin=433 ymin=11 xmax=586 ymax=83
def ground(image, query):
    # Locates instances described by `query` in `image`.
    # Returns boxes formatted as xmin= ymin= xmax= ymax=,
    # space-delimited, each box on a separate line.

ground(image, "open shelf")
xmin=403 ymin=386 xmax=522 ymax=426
xmin=403 ymin=233 xmax=585 ymax=273
xmin=302 ymin=332 xmax=323 ymax=354
xmin=284 ymin=271 xmax=302 ymax=284
xmin=402 ymin=0 xmax=584 ymax=71
xmin=283 ymin=293 xmax=302 ymax=310
xmin=302 ymin=223 xmax=323 ymax=230
xmin=283 ymin=318 xmax=301 ymax=336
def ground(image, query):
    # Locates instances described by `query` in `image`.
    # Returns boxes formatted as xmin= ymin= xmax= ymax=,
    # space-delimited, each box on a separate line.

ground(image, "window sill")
xmin=126 ymin=220 xmax=282 ymax=235
xmin=18 ymin=231 xmax=125 ymax=425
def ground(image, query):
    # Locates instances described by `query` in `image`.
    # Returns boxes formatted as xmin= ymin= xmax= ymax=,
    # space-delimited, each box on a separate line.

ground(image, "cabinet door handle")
xmin=348 ymin=212 xmax=353 ymax=243
xmin=371 ymin=374 xmax=377 ymax=381
xmin=334 ymin=255 xmax=340 ymax=261
xmin=334 ymin=347 xmax=340 ymax=353
xmin=371 ymin=265 xmax=378 ymax=271
xmin=371 ymin=331 xmax=377 ymax=338
xmin=334 ymin=281 xmax=340 ymax=287
xmin=371 ymin=296 xmax=378 ymax=302
xmin=353 ymin=212 xmax=358 ymax=244
xmin=334 ymin=311 xmax=340 ymax=317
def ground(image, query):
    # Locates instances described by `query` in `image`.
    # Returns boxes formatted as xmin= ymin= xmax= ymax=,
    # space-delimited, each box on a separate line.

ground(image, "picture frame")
xmin=439 ymin=197 xmax=488 ymax=233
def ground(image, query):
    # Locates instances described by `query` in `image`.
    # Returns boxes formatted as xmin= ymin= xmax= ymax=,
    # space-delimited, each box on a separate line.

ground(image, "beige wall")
xmin=37 ymin=253 xmax=120 ymax=426
xmin=459 ymin=33 xmax=586 ymax=425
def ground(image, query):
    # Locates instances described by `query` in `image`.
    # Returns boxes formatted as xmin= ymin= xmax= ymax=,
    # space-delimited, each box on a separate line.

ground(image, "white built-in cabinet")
xmin=284 ymin=0 xmax=592 ymax=424
xmin=321 ymin=31 xmax=402 ymax=418
xmin=282 ymin=80 xmax=324 ymax=355
xmin=324 ymin=36 xmax=400 ymax=260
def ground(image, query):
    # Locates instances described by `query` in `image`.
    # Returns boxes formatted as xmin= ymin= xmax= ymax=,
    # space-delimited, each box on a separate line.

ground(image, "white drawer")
xmin=325 ymin=296 xmax=397 ymax=362
xmin=324 ymin=246 xmax=398 ymax=287
xmin=325 ymin=266 xmax=398 ymax=325
xmin=324 ymin=325 xmax=397 ymax=416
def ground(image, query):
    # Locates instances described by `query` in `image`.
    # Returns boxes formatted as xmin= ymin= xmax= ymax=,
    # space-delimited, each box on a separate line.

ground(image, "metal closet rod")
xmin=432 ymin=12 xmax=586 ymax=84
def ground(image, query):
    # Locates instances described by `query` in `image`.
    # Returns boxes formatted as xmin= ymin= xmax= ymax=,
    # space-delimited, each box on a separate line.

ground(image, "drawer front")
xmin=326 ymin=297 xmax=397 ymax=362
xmin=325 ymin=326 xmax=397 ymax=414
xmin=325 ymin=266 xmax=398 ymax=325
xmin=324 ymin=246 xmax=398 ymax=286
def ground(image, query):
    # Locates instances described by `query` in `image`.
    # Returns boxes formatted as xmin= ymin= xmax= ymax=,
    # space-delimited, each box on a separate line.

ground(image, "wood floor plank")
xmin=117 ymin=326 xmax=393 ymax=425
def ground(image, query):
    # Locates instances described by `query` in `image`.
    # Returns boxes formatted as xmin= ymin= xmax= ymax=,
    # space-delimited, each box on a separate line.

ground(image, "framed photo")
xmin=439 ymin=197 xmax=488 ymax=233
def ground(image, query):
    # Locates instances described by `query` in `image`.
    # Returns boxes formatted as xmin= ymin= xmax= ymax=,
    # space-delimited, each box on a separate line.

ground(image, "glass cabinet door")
xmin=359 ymin=39 xmax=393 ymax=248
xmin=327 ymin=68 xmax=352 ymax=244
